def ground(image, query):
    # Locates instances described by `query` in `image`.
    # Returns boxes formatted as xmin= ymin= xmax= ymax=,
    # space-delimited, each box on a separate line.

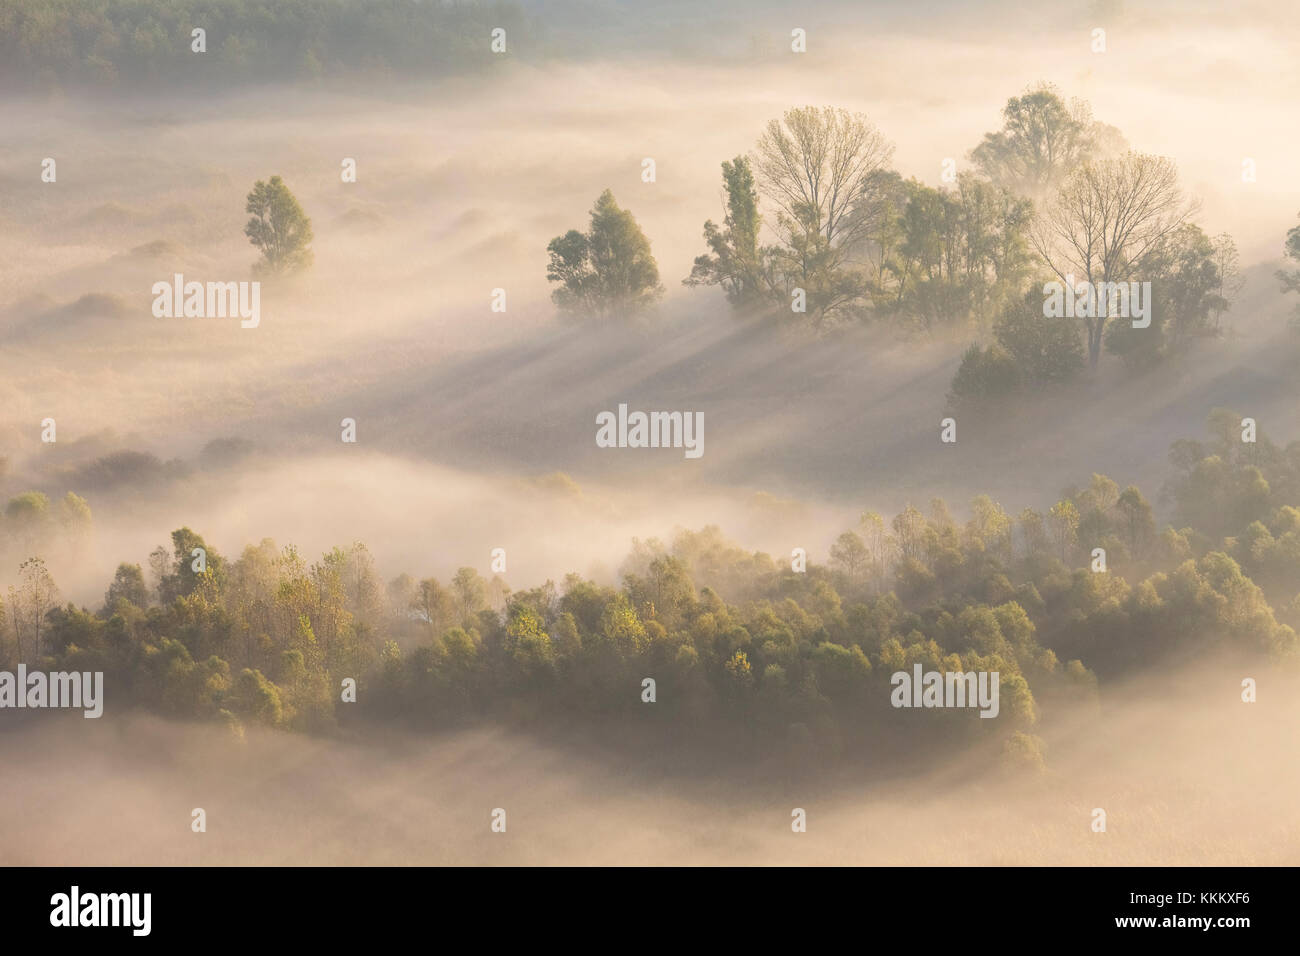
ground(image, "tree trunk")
xmin=1088 ymin=320 xmax=1102 ymax=367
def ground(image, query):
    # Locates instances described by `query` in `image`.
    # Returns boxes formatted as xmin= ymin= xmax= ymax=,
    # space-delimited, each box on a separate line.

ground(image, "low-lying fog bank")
xmin=2 ymin=659 xmax=1294 ymax=865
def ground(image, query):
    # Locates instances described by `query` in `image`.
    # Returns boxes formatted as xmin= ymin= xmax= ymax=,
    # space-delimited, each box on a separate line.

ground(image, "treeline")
xmin=1 ymin=414 xmax=1295 ymax=765
xmin=0 ymin=0 xmax=526 ymax=90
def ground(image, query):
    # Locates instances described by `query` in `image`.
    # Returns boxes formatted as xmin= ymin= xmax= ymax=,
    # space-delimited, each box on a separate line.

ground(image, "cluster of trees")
xmin=684 ymin=106 xmax=1041 ymax=334
xmin=1162 ymin=409 xmax=1300 ymax=623
xmin=1 ymin=415 xmax=1294 ymax=764
xmin=547 ymin=85 xmax=1252 ymax=406
xmin=0 ymin=0 xmax=525 ymax=90
xmin=1 ymin=491 xmax=92 ymax=564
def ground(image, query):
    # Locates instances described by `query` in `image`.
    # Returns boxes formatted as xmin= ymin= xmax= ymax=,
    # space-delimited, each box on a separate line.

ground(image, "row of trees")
xmin=0 ymin=0 xmax=525 ymax=89
xmin=547 ymin=85 xmax=1253 ymax=392
xmin=1 ymin=415 xmax=1294 ymax=763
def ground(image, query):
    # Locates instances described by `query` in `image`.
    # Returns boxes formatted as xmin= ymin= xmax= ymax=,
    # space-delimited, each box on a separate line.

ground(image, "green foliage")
xmin=546 ymin=190 xmax=663 ymax=320
xmin=688 ymin=108 xmax=899 ymax=328
xmin=230 ymin=667 xmax=283 ymax=727
xmin=1278 ymin=212 xmax=1300 ymax=328
xmin=948 ymin=343 xmax=1019 ymax=406
xmin=1106 ymin=224 xmax=1232 ymax=367
xmin=969 ymin=82 xmax=1124 ymax=196
xmin=105 ymin=563 xmax=149 ymax=612
xmin=5 ymin=491 xmax=49 ymax=534
xmin=1001 ymin=731 xmax=1047 ymax=771
xmin=245 ymin=176 xmax=314 ymax=276
xmin=993 ymin=288 xmax=1085 ymax=384
xmin=0 ymin=0 xmax=527 ymax=90
xmin=22 ymin=415 xmax=1300 ymax=764
xmin=685 ymin=157 xmax=765 ymax=307
xmin=949 ymin=286 xmax=1087 ymax=407
xmin=887 ymin=174 xmax=1034 ymax=335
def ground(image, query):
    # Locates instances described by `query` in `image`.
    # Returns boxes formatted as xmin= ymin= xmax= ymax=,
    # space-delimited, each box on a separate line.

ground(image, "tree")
xmin=948 ymin=342 xmax=1019 ymax=407
xmin=1031 ymin=152 xmax=1197 ymax=367
xmin=546 ymin=189 xmax=663 ymax=319
xmin=970 ymin=83 xmax=1125 ymax=197
xmin=887 ymin=174 xmax=1035 ymax=335
xmin=1210 ymin=233 xmax=1243 ymax=331
xmin=5 ymin=492 xmax=49 ymax=552
xmin=1115 ymin=486 xmax=1156 ymax=557
xmin=858 ymin=511 xmax=895 ymax=592
xmin=755 ymin=107 xmax=894 ymax=253
xmin=451 ymin=567 xmax=487 ymax=624
xmin=751 ymin=106 xmax=896 ymax=327
xmin=8 ymin=557 xmax=59 ymax=662
xmin=992 ymin=287 xmax=1085 ymax=385
xmin=245 ymin=175 xmax=314 ymax=275
xmin=968 ymin=495 xmax=1014 ymax=561
xmin=1047 ymin=500 xmax=1081 ymax=563
xmin=1278 ymin=213 xmax=1300 ymax=324
xmin=829 ymin=531 xmax=869 ymax=584
xmin=58 ymin=492 xmax=92 ymax=548
xmin=1019 ymin=508 xmax=1050 ymax=556
xmin=892 ymin=505 xmax=926 ymax=561
xmin=105 ymin=562 xmax=149 ymax=611
xmin=160 ymin=527 xmax=225 ymax=603
xmin=147 ymin=545 xmax=170 ymax=604
xmin=685 ymin=157 xmax=766 ymax=307
xmin=412 ymin=577 xmax=454 ymax=638
xmin=1105 ymin=224 xmax=1234 ymax=367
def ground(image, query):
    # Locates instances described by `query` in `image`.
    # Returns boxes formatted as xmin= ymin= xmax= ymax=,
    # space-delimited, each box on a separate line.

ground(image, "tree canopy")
xmin=245 ymin=175 xmax=314 ymax=276
xmin=3 ymin=417 xmax=1296 ymax=766
xmin=546 ymin=190 xmax=664 ymax=320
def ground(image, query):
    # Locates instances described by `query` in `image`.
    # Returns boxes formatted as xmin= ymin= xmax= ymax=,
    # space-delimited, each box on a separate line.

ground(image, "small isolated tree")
xmin=245 ymin=175 xmax=314 ymax=275
xmin=546 ymin=189 xmax=663 ymax=320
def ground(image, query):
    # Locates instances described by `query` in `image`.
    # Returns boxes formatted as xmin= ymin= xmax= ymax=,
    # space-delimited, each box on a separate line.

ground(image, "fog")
xmin=1 ymin=655 xmax=1294 ymax=865
xmin=2 ymin=0 xmax=1298 ymax=865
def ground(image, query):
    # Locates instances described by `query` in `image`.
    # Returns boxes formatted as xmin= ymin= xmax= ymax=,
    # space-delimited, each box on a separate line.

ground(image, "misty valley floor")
xmin=3 ymin=663 xmax=1296 ymax=866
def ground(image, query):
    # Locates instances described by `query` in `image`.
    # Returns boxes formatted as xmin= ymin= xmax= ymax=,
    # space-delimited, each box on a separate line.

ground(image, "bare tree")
xmin=1210 ymin=233 xmax=1243 ymax=331
xmin=751 ymin=107 xmax=895 ymax=326
xmin=754 ymin=106 xmax=894 ymax=248
xmin=1031 ymin=152 xmax=1198 ymax=367
xmin=8 ymin=557 xmax=59 ymax=663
